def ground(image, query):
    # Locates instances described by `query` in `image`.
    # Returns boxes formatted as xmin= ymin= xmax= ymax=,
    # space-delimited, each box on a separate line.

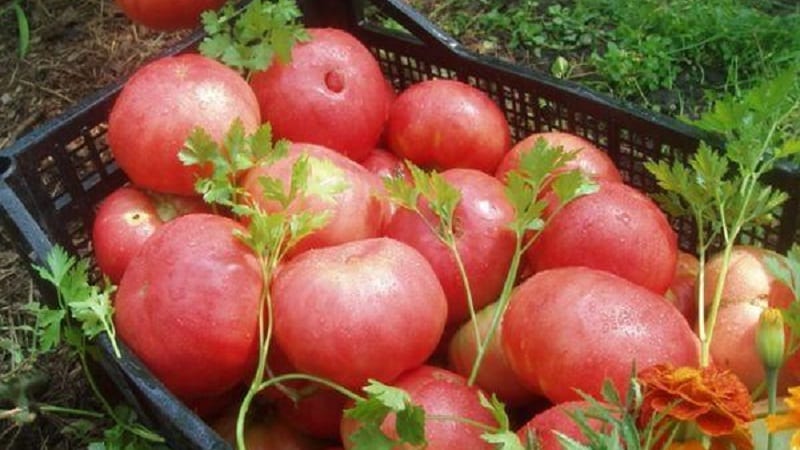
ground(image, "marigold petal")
xmin=767 ymin=413 xmax=800 ymax=432
xmin=787 ymin=386 xmax=800 ymax=398
xmin=696 ymin=411 xmax=738 ymax=436
xmin=792 ymin=431 xmax=800 ymax=450
xmin=668 ymin=440 xmax=705 ymax=450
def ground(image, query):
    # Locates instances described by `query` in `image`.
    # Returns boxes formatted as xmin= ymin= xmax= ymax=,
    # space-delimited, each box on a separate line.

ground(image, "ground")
xmin=1 ymin=1 xmax=187 ymax=448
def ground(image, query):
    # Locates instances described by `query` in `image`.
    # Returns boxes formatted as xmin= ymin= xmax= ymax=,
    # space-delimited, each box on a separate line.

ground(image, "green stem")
xmin=38 ymin=404 xmax=105 ymax=419
xmin=78 ymin=350 xmax=163 ymax=443
xmin=448 ymin=238 xmax=482 ymax=363
xmin=256 ymin=373 xmax=363 ymax=402
xmin=236 ymin=258 xmax=273 ymax=450
xmin=701 ymin=241 xmax=735 ymax=366
xmin=766 ymin=368 xmax=779 ymax=450
xmin=468 ymin=237 xmax=523 ymax=385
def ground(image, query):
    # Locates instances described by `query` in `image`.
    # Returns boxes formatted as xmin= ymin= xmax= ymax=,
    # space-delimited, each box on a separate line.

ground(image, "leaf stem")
xmin=38 ymin=404 xmax=105 ymax=419
xmin=467 ymin=239 xmax=523 ymax=386
xmin=236 ymin=257 xmax=274 ymax=450
xmin=766 ymin=367 xmax=779 ymax=450
xmin=256 ymin=373 xmax=363 ymax=403
xmin=78 ymin=349 xmax=163 ymax=443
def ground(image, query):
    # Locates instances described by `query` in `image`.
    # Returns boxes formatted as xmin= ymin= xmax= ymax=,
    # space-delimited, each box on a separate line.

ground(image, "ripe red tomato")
xmin=360 ymin=148 xmax=411 ymax=182
xmin=213 ymin=410 xmax=324 ymax=450
xmin=448 ymin=302 xmax=538 ymax=406
xmin=702 ymin=245 xmax=793 ymax=309
xmin=384 ymin=168 xmax=516 ymax=324
xmin=517 ymin=401 xmax=606 ymax=450
xmin=502 ymin=267 xmax=700 ymax=403
xmin=241 ymin=143 xmax=385 ymax=257
xmin=528 ymin=180 xmax=678 ymax=294
xmin=495 ymin=131 xmax=622 ymax=184
xmin=271 ymin=238 xmax=447 ymax=391
xmin=108 ymin=54 xmax=260 ymax=196
xmin=665 ymin=250 xmax=700 ymax=328
xmin=114 ymin=0 xmax=226 ymax=31
xmin=387 ymin=79 xmax=511 ymax=173
xmin=114 ymin=214 xmax=262 ymax=402
xmin=341 ymin=366 xmax=497 ymax=450
xmin=277 ymin=387 xmax=348 ymax=441
xmin=702 ymin=246 xmax=795 ymax=392
xmin=92 ymin=186 xmax=209 ymax=283
xmin=250 ymin=28 xmax=392 ymax=162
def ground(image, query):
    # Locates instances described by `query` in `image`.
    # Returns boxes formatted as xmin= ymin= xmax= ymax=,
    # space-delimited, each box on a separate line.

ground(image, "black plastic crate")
xmin=2 ymin=0 xmax=800 ymax=448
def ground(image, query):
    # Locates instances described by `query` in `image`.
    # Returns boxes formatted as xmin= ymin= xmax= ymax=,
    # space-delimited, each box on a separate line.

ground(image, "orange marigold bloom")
xmin=766 ymin=386 xmax=800 ymax=450
xmin=638 ymin=364 xmax=754 ymax=450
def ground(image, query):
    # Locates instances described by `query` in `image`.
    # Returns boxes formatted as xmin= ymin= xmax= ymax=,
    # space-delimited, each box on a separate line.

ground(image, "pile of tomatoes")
xmin=89 ymin=18 xmax=795 ymax=449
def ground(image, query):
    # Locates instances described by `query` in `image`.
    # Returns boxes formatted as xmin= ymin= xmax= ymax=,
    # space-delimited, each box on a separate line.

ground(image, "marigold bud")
xmin=756 ymin=307 xmax=785 ymax=371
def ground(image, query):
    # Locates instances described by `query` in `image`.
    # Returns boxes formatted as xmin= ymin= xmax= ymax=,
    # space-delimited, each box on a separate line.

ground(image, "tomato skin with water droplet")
xmin=271 ymin=238 xmax=448 ymax=391
xmin=502 ymin=267 xmax=700 ymax=404
xmin=528 ymin=180 xmax=678 ymax=294
xmin=115 ymin=214 xmax=262 ymax=402
xmin=250 ymin=28 xmax=392 ymax=162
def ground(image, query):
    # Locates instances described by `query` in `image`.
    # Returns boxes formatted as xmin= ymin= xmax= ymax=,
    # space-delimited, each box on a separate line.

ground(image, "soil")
xmin=1 ymin=1 xmax=188 ymax=448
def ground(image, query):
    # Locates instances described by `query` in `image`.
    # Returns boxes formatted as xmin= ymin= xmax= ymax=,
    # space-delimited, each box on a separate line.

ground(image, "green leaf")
xmin=36 ymin=307 xmax=65 ymax=352
xmin=383 ymin=174 xmax=418 ymax=211
xmin=199 ymin=0 xmax=307 ymax=73
xmin=395 ymin=405 xmax=426 ymax=445
xmin=344 ymin=380 xmax=426 ymax=450
xmin=346 ymin=424 xmax=397 ymax=450
xmin=482 ymin=430 xmax=526 ymax=450
xmin=32 ymin=245 xmax=75 ymax=288
xmin=363 ymin=381 xmax=411 ymax=411
xmin=551 ymin=169 xmax=597 ymax=206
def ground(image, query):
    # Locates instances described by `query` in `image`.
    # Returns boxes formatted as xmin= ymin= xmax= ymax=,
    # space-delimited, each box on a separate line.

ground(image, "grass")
xmin=407 ymin=0 xmax=800 ymax=117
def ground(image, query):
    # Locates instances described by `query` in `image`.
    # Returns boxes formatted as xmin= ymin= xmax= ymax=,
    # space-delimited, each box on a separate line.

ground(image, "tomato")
xmin=277 ymin=387 xmax=348 ymax=441
xmin=359 ymin=148 xmax=411 ymax=228
xmin=250 ymin=28 xmax=392 ymax=162
xmin=665 ymin=250 xmax=700 ymax=328
xmin=108 ymin=54 xmax=260 ymax=196
xmin=341 ymin=366 xmax=497 ymax=450
xmin=702 ymin=246 xmax=795 ymax=392
xmin=213 ymin=410 xmax=325 ymax=450
xmin=448 ymin=302 xmax=538 ymax=406
xmin=114 ymin=0 xmax=226 ymax=31
xmin=241 ymin=143 xmax=385 ymax=258
xmin=495 ymin=131 xmax=622 ymax=184
xmin=360 ymin=148 xmax=411 ymax=182
xmin=114 ymin=214 xmax=262 ymax=402
xmin=384 ymin=168 xmax=516 ymax=324
xmin=502 ymin=267 xmax=700 ymax=403
xmin=271 ymin=238 xmax=447 ymax=391
xmin=517 ymin=401 xmax=606 ymax=450
xmin=702 ymin=245 xmax=793 ymax=309
xmin=387 ymin=79 xmax=511 ymax=173
xmin=92 ymin=186 xmax=209 ymax=283
xmin=528 ymin=180 xmax=678 ymax=294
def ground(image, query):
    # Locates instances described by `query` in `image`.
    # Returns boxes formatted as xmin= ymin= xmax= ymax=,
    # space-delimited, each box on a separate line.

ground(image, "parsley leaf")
xmin=343 ymin=380 xmax=427 ymax=449
xmin=645 ymin=68 xmax=800 ymax=366
xmin=479 ymin=392 xmax=525 ymax=450
xmin=32 ymin=246 xmax=120 ymax=358
xmin=200 ymin=0 xmax=309 ymax=74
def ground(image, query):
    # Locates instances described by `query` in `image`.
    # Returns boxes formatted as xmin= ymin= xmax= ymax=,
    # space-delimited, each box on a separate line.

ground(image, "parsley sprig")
xmin=386 ymin=139 xmax=597 ymax=388
xmin=200 ymin=0 xmax=309 ymax=75
xmin=31 ymin=246 xmax=165 ymax=447
xmin=645 ymin=68 xmax=800 ymax=366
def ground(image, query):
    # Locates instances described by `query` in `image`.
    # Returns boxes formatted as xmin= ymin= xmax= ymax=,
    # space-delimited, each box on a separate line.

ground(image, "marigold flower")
xmin=638 ymin=364 xmax=754 ymax=450
xmin=766 ymin=386 xmax=800 ymax=450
